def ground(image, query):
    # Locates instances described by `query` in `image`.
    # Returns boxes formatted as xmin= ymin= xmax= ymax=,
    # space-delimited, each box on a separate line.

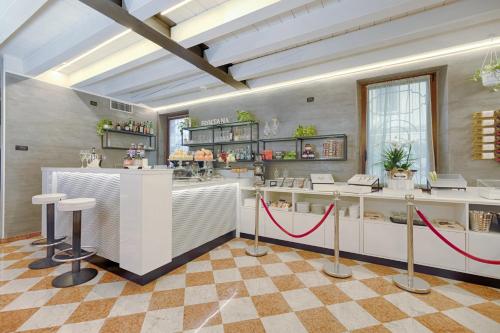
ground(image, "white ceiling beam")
xmin=230 ymin=0 xmax=500 ymax=81
xmin=170 ymin=0 xmax=317 ymax=48
xmin=149 ymin=85 xmax=234 ymax=108
xmin=247 ymin=20 xmax=500 ymax=88
xmin=73 ymin=0 xmax=315 ymax=92
xmin=118 ymin=74 xmax=221 ymax=103
xmin=22 ymin=0 xmax=182 ymax=76
xmin=0 ymin=0 xmax=48 ymax=46
xmin=205 ymin=0 xmax=446 ymax=67
xmin=90 ymin=56 xmax=200 ymax=96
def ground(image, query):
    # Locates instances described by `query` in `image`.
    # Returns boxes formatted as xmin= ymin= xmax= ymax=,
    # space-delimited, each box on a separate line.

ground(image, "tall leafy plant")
xmin=383 ymin=143 xmax=414 ymax=171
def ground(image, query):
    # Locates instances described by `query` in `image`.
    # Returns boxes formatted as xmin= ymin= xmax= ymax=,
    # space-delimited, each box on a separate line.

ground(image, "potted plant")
xmin=471 ymin=50 xmax=500 ymax=92
xmin=96 ymin=118 xmax=113 ymax=136
xmin=382 ymin=142 xmax=415 ymax=191
xmin=236 ymin=110 xmax=256 ymax=122
xmin=177 ymin=117 xmax=199 ymax=133
xmin=293 ymin=125 xmax=317 ymax=137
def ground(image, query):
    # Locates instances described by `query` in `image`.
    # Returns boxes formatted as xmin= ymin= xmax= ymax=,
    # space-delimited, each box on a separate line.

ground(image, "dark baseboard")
xmin=86 ymin=230 xmax=236 ymax=285
xmin=240 ymin=233 xmax=500 ymax=288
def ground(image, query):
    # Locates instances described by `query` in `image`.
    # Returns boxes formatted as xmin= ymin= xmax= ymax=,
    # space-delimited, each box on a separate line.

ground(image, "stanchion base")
xmin=28 ymin=257 xmax=61 ymax=270
xmin=393 ymin=274 xmax=431 ymax=294
xmin=245 ymin=246 xmax=269 ymax=257
xmin=52 ymin=268 xmax=98 ymax=288
xmin=323 ymin=262 xmax=352 ymax=278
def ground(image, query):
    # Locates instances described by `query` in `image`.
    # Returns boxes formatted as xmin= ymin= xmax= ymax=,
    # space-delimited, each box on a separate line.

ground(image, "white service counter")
xmin=41 ymin=168 xmax=238 ymax=277
xmin=238 ymin=185 xmax=500 ymax=279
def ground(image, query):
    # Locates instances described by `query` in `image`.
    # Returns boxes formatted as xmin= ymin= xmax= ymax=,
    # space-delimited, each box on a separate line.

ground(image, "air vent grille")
xmin=110 ymin=100 xmax=133 ymax=113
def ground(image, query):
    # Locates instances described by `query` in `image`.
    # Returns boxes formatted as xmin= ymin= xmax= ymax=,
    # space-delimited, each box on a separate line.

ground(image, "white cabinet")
xmin=363 ymin=221 xmax=406 ymax=260
xmin=324 ymin=217 xmax=360 ymax=253
xmin=467 ymin=232 xmax=500 ymax=279
xmin=263 ymin=209 xmax=294 ymax=242
xmin=414 ymin=227 xmax=466 ymax=271
xmin=294 ymin=213 xmax=326 ymax=247
xmin=240 ymin=206 xmax=256 ymax=235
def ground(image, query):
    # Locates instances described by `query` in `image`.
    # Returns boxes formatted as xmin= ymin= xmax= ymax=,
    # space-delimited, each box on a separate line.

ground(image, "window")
xmin=361 ymin=74 xmax=437 ymax=185
xmin=166 ymin=112 xmax=188 ymax=159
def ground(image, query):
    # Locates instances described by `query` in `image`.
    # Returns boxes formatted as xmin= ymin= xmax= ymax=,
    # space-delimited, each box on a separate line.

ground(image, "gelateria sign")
xmin=200 ymin=117 xmax=230 ymax=126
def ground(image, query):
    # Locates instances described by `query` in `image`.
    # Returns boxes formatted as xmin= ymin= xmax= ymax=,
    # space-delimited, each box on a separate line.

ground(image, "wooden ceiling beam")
xmin=78 ymin=0 xmax=248 ymax=90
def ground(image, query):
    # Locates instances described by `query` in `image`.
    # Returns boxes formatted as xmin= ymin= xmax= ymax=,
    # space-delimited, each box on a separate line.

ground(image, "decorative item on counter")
xmin=293 ymin=125 xmax=317 ymax=138
xmin=194 ymin=149 xmax=213 ymax=161
xmin=472 ymin=110 xmax=497 ymax=160
xmin=469 ymin=210 xmax=493 ymax=232
xmin=477 ymin=179 xmax=500 ymax=200
xmin=471 ymin=48 xmax=500 ymax=92
xmin=236 ymin=110 xmax=256 ymax=122
xmin=431 ymin=219 xmax=464 ymax=231
xmin=302 ymin=143 xmax=315 ymax=159
xmin=427 ymin=173 xmax=467 ymax=192
xmin=274 ymin=151 xmax=284 ymax=160
xmin=283 ymin=151 xmax=297 ymax=160
xmin=364 ymin=211 xmax=385 ymax=222
xmin=169 ymin=149 xmax=193 ymax=161
xmin=390 ymin=212 xmax=425 ymax=226
xmin=261 ymin=149 xmax=273 ymax=160
xmin=96 ymin=118 xmax=113 ymax=136
xmin=269 ymin=199 xmax=292 ymax=211
xmin=383 ymin=142 xmax=415 ymax=191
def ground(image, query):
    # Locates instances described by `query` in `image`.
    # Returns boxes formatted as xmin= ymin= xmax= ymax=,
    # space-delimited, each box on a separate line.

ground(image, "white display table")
xmin=238 ymin=185 xmax=500 ymax=279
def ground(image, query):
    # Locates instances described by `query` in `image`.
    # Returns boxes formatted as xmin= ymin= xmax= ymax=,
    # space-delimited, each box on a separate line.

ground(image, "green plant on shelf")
xmin=382 ymin=143 xmax=414 ymax=171
xmin=178 ymin=117 xmax=200 ymax=132
xmin=293 ymin=125 xmax=317 ymax=138
xmin=96 ymin=118 xmax=113 ymax=136
xmin=236 ymin=110 xmax=256 ymax=122
xmin=283 ymin=151 xmax=297 ymax=160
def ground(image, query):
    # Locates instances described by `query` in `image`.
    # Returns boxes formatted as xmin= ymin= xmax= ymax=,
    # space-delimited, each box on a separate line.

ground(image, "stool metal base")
xmin=393 ymin=274 xmax=431 ymax=294
xmin=52 ymin=268 xmax=98 ymax=288
xmin=28 ymin=257 xmax=61 ymax=270
xmin=323 ymin=262 xmax=352 ymax=279
xmin=31 ymin=236 xmax=67 ymax=248
xmin=245 ymin=246 xmax=269 ymax=257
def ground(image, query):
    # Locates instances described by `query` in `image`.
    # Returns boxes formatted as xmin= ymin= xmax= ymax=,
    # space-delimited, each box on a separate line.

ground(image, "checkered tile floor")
xmin=1 ymin=238 xmax=499 ymax=333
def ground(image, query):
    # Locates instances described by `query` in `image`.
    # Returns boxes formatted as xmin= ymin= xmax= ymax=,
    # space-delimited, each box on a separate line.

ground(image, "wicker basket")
xmin=469 ymin=210 xmax=493 ymax=232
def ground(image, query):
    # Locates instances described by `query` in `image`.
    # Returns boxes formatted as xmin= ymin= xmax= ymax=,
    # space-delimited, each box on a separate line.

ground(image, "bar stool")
xmin=29 ymin=193 xmax=67 ymax=269
xmin=52 ymin=198 xmax=98 ymax=288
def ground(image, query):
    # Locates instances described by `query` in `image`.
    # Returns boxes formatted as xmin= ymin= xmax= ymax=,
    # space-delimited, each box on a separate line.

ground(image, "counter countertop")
xmin=42 ymin=167 xmax=173 ymax=175
xmin=240 ymin=183 xmax=500 ymax=205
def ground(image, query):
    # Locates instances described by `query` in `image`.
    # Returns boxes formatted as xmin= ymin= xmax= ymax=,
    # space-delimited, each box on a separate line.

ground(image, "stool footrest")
xmin=31 ymin=236 xmax=67 ymax=248
xmin=52 ymin=247 xmax=96 ymax=263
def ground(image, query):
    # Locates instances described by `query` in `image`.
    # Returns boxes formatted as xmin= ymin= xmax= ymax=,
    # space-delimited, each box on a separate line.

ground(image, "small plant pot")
xmin=481 ymin=70 xmax=500 ymax=87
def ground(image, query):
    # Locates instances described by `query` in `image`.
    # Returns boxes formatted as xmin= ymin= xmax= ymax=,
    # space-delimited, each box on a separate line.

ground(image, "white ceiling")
xmin=1 ymin=0 xmax=499 ymax=111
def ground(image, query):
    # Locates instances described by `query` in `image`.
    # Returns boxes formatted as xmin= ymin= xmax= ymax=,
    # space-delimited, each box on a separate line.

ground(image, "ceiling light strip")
xmin=161 ymin=0 xmax=194 ymax=16
xmin=154 ymin=37 xmax=500 ymax=112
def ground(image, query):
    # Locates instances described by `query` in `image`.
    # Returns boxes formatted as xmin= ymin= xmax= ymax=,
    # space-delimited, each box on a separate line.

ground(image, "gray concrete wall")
xmin=173 ymin=47 xmax=499 ymax=183
xmin=4 ymin=73 xmax=157 ymax=237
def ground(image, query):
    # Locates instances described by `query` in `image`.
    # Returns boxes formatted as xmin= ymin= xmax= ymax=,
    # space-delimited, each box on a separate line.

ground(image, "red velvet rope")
xmin=260 ymin=197 xmax=333 ymax=238
xmin=415 ymin=208 xmax=500 ymax=265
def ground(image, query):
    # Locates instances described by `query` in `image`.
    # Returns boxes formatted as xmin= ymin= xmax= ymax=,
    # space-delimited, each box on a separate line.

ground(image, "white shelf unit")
xmin=238 ymin=186 xmax=500 ymax=279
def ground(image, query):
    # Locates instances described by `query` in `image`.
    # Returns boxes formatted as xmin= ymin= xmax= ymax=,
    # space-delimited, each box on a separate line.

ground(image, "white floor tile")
xmin=385 ymin=318 xmax=433 ymax=333
xmin=187 ymin=260 xmax=213 ymax=273
xmin=327 ymin=301 xmax=378 ymax=330
xmin=154 ymin=274 xmax=186 ymax=291
xmin=351 ymin=265 xmax=378 ymax=280
xmin=3 ymin=289 xmax=58 ymax=311
xmin=140 ymin=307 xmax=184 ymax=333
xmin=282 ymin=288 xmax=322 ymax=311
xmin=244 ymin=277 xmax=278 ymax=296
xmin=227 ymin=241 xmax=248 ymax=249
xmin=184 ymin=324 xmax=224 ymax=333
xmin=0 ymin=277 xmax=41 ymax=295
xmin=295 ymin=271 xmax=331 ymax=288
xmin=219 ymin=297 xmax=258 ymax=323
xmin=336 ymin=280 xmax=378 ymax=300
xmin=306 ymin=258 xmax=328 ymax=271
xmin=275 ymin=252 xmax=303 ymax=262
xmin=234 ymin=256 xmax=260 ymax=267
xmin=213 ymin=268 xmax=242 ymax=283
xmin=444 ymin=307 xmax=500 ymax=333
xmin=85 ymin=281 xmax=126 ymax=301
xmin=184 ymin=285 xmax=218 ymax=305
xmin=262 ymin=263 xmax=293 ymax=277
xmin=0 ymin=260 xmax=17 ymax=270
xmin=433 ymin=285 xmax=485 ymax=306
xmin=57 ymin=319 xmax=105 ymax=333
xmin=0 ymin=268 xmax=27 ymax=281
xmin=210 ymin=249 xmax=232 ymax=260
xmin=384 ymin=292 xmax=437 ymax=317
xmin=19 ymin=303 xmax=79 ymax=330
xmin=261 ymin=312 xmax=308 ymax=333
xmin=109 ymin=293 xmax=152 ymax=317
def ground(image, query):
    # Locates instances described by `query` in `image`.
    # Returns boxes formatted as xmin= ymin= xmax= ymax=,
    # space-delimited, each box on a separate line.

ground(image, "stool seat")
xmin=57 ymin=198 xmax=96 ymax=212
xmin=32 ymin=193 xmax=66 ymax=205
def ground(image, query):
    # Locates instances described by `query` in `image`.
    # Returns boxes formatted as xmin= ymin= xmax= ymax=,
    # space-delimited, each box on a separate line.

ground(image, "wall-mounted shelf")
xmin=101 ymin=128 xmax=157 ymax=151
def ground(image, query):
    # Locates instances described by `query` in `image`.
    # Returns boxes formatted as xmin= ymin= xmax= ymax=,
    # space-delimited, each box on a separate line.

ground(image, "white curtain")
xmin=366 ymin=75 xmax=435 ymax=185
xmin=169 ymin=117 xmax=188 ymax=154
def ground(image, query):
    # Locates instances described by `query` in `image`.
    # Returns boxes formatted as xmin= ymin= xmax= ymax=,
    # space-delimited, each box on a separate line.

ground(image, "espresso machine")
xmin=253 ymin=155 xmax=265 ymax=186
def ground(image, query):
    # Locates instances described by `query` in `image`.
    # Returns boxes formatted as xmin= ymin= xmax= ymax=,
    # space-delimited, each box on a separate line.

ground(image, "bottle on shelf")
xmin=116 ymin=122 xmax=121 ymax=131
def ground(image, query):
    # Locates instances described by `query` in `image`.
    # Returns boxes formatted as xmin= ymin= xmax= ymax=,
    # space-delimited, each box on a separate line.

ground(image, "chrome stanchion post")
xmin=246 ymin=186 xmax=269 ymax=257
xmin=323 ymin=191 xmax=352 ymax=278
xmin=393 ymin=194 xmax=430 ymax=294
